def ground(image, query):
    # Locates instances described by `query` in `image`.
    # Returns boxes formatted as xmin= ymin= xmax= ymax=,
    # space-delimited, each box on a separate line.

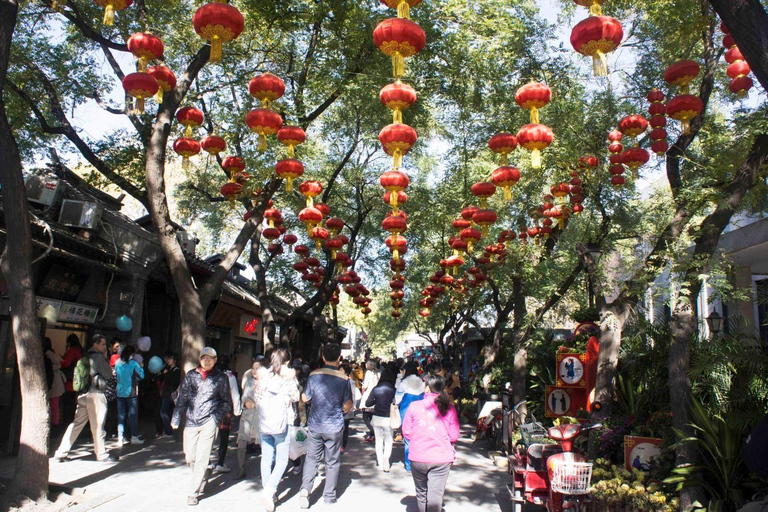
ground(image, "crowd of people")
xmin=46 ymin=335 xmax=464 ymax=512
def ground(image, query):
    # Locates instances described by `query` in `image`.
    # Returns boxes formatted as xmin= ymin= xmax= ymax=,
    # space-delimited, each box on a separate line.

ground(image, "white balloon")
xmin=136 ymin=336 xmax=152 ymax=352
xmin=133 ymin=353 xmax=144 ymax=365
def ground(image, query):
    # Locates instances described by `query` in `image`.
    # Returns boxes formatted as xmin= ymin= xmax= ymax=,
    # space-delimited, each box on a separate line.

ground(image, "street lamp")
xmin=706 ymin=311 xmax=723 ymax=336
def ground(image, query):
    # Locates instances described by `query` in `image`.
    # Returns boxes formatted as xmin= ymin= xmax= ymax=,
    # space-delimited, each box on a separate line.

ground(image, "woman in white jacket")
xmin=359 ymin=360 xmax=379 ymax=443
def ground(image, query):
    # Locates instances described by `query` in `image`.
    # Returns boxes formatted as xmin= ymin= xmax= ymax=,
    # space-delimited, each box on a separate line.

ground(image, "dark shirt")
xmin=366 ymin=382 xmax=396 ymax=417
xmin=304 ymin=365 xmax=352 ymax=435
xmin=172 ymin=367 xmax=231 ymax=428
xmin=160 ymin=366 xmax=181 ymax=398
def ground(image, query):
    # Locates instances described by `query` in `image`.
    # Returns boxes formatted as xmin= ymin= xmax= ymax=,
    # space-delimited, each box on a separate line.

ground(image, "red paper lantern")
xmin=611 ymin=175 xmax=626 ymax=187
xmin=380 ymin=0 xmax=422 ymax=19
xmin=461 ymin=206 xmax=479 ymax=223
xmin=729 ymin=76 xmax=753 ymax=98
xmin=649 ymin=115 xmax=666 ymax=128
xmin=193 ymin=1 xmax=245 ymax=63
xmin=298 ymin=207 xmax=323 ymax=233
xmin=491 ymin=166 xmax=520 ymax=201
xmin=127 ymin=33 xmax=163 ymax=72
xmin=263 ymin=227 xmax=281 ymax=241
xmin=122 ymin=72 xmax=158 ymax=114
xmin=608 ymin=129 xmax=623 ymax=142
xmin=609 ymin=164 xmax=624 ymax=176
xmin=551 ymin=182 xmax=571 ymax=198
xmin=248 ymin=73 xmax=286 ymax=107
xmin=176 ymin=106 xmax=204 ymax=137
xmin=725 ymin=47 xmax=744 ymax=64
xmin=386 ymin=235 xmax=408 ymax=261
xmin=274 ymin=159 xmax=304 ymax=193
xmin=373 ymin=18 xmax=426 ymax=78
xmin=283 ymin=234 xmax=298 ymax=247
xmin=380 ymin=81 xmax=417 ymax=124
xmin=222 ymin=156 xmax=245 ymax=174
xmin=383 ymin=190 xmax=408 ymax=208
xmin=618 ymin=115 xmax=648 ymax=139
xmin=621 ymin=147 xmax=649 ymax=175
xmin=647 ymin=88 xmax=665 ymax=104
xmin=666 ymin=94 xmax=703 ymax=134
xmin=277 ymin=126 xmax=306 ymax=158
xmin=515 ymin=82 xmax=551 ymax=124
xmin=314 ymin=203 xmax=331 ymax=219
xmin=201 ymin=135 xmax=226 ymax=156
xmin=310 ymin=226 xmax=329 ymax=251
xmin=220 ymin=182 xmax=242 ymax=200
xmin=471 ymin=182 xmax=497 ymax=207
xmin=579 ymin=155 xmax=598 ymax=168
xmin=722 ymin=34 xmax=736 ymax=50
xmin=246 ymin=108 xmax=283 ymax=152
xmin=147 ymin=66 xmax=176 ymax=103
xmin=472 ymin=209 xmax=497 ymax=237
xmin=570 ymin=16 xmax=623 ymax=76
xmin=299 ymin=180 xmax=323 ymax=207
xmin=651 ymin=140 xmax=669 ymax=156
xmin=488 ymin=133 xmax=517 ymax=166
xmin=664 ymin=60 xmax=700 ymax=94
xmin=453 ymin=218 xmax=471 ymax=231
xmin=382 ymin=215 xmax=407 ymax=234
xmin=326 ymin=217 xmax=345 ymax=235
xmin=380 ymin=170 xmax=410 ymax=209
xmin=379 ymin=123 xmax=418 ymax=168
xmin=517 ymin=123 xmax=553 ymax=169
xmin=95 ymin=0 xmax=132 ymax=26
xmin=460 ymin=228 xmax=482 ymax=253
xmin=173 ymin=137 xmax=201 ymax=170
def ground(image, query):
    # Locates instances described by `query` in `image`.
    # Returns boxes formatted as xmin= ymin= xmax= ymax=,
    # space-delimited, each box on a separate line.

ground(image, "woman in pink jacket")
xmin=402 ymin=374 xmax=460 ymax=512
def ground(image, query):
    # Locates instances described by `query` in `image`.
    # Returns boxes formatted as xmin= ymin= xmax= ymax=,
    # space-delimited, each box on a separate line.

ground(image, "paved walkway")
xmin=18 ymin=417 xmax=518 ymax=511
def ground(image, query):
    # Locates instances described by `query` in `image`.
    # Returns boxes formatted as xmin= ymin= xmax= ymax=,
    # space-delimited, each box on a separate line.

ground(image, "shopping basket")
xmin=549 ymin=461 xmax=593 ymax=495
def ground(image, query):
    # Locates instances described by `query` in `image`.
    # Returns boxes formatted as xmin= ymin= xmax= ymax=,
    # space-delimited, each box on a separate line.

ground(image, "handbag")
xmin=390 ymin=402 xmax=402 ymax=429
xmin=104 ymin=376 xmax=117 ymax=402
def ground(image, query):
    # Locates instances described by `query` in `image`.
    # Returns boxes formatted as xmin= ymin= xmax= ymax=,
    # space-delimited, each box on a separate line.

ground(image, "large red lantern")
xmin=173 ymin=137 xmax=201 ymax=170
xmin=471 ymin=182 xmax=496 ymax=208
xmin=664 ymin=60 xmax=700 ymax=94
xmin=95 ymin=0 xmax=132 ymax=26
xmin=460 ymin=228 xmax=482 ymax=253
xmin=488 ymin=133 xmax=517 ymax=166
xmin=515 ymin=82 xmax=551 ymax=124
xmin=570 ymin=16 xmax=623 ymax=76
xmin=517 ymin=124 xmax=553 ymax=169
xmin=380 ymin=81 xmax=417 ymax=124
xmin=379 ymin=124 xmax=418 ymax=168
xmin=220 ymin=182 xmax=242 ymax=201
xmin=176 ymin=107 xmax=204 ymax=137
xmin=127 ymin=33 xmax=163 ymax=72
xmin=729 ymin=76 xmax=753 ymax=98
xmin=472 ymin=209 xmax=497 ymax=237
xmin=249 ymin=73 xmax=286 ymax=107
xmin=274 ymin=159 xmax=304 ymax=193
xmin=246 ymin=108 xmax=283 ymax=151
xmin=122 ymin=73 xmax=158 ymax=114
xmin=491 ymin=166 xmax=520 ymax=201
xmin=298 ymin=207 xmax=323 ymax=234
xmin=193 ymin=1 xmax=245 ymax=63
xmin=373 ymin=18 xmax=426 ymax=79
xmin=277 ymin=126 xmax=306 ymax=158
xmin=201 ymin=135 xmax=226 ymax=156
xmin=618 ymin=115 xmax=648 ymax=139
xmin=147 ymin=66 xmax=176 ymax=103
xmin=382 ymin=214 xmax=407 ymax=235
xmin=299 ymin=180 xmax=323 ymax=207
xmin=380 ymin=170 xmax=410 ymax=209
xmin=621 ymin=147 xmax=649 ymax=176
xmin=222 ymin=156 xmax=245 ymax=175
xmin=666 ymin=94 xmax=703 ymax=135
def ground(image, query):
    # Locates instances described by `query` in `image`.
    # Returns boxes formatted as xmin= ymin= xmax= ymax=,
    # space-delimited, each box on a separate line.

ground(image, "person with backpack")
xmin=396 ymin=361 xmax=425 ymax=472
xmin=114 ymin=345 xmax=145 ymax=445
xmin=365 ymin=368 xmax=397 ymax=472
xmin=255 ymin=348 xmax=299 ymax=511
xmin=298 ymin=343 xmax=353 ymax=509
xmin=53 ymin=334 xmax=118 ymax=463
xmin=171 ymin=346 xmax=231 ymax=507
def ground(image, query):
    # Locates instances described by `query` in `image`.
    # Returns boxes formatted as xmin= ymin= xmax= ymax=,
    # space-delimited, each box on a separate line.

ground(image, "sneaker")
xmin=262 ymin=488 xmax=276 ymax=512
xmin=98 ymin=454 xmax=119 ymax=462
xmin=214 ymin=464 xmax=231 ymax=473
xmin=299 ymin=488 xmax=310 ymax=509
xmin=292 ymin=463 xmax=303 ymax=475
xmin=117 ymin=436 xmax=126 ymax=446
xmin=324 ymin=498 xmax=337 ymax=505
xmin=131 ymin=436 xmax=145 ymax=445
xmin=363 ymin=436 xmax=375 ymax=443
xmin=187 ymin=495 xmax=199 ymax=506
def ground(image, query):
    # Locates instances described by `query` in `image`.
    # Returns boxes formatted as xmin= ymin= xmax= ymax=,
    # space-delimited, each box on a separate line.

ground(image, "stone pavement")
xmin=22 ymin=417 xmax=522 ymax=511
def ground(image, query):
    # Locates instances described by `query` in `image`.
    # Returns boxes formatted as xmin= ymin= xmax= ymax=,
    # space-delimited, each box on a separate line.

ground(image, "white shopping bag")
xmin=289 ymin=426 xmax=309 ymax=460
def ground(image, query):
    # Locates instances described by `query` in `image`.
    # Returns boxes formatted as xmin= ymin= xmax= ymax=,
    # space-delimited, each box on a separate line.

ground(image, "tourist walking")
xmin=114 ymin=345 xmax=145 ymax=445
xmin=365 ymin=368 xmax=397 ymax=472
xmin=257 ymin=349 xmax=300 ymax=511
xmin=213 ymin=354 xmax=242 ymax=473
xmin=53 ymin=334 xmax=118 ymax=463
xmin=395 ymin=361 xmax=425 ymax=471
xmin=171 ymin=347 xmax=232 ymax=507
xmin=341 ymin=364 xmax=360 ymax=453
xmin=299 ymin=343 xmax=353 ymax=508
xmin=235 ymin=357 xmax=265 ymax=479
xmin=59 ymin=334 xmax=83 ymax=426
xmin=402 ymin=374 xmax=460 ymax=512
xmin=359 ymin=360 xmax=378 ymax=443
xmin=159 ymin=351 xmax=181 ymax=437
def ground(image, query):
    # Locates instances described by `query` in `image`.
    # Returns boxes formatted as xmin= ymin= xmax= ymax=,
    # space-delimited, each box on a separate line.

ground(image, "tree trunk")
xmin=0 ymin=0 xmax=50 ymax=499
xmin=250 ymin=238 xmax=276 ymax=352
xmin=707 ymin=0 xmax=768 ymax=93
xmin=593 ymin=306 xmax=627 ymax=417
xmin=512 ymin=345 xmax=527 ymax=418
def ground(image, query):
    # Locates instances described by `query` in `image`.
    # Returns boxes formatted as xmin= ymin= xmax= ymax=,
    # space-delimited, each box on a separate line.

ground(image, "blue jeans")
xmin=117 ymin=396 xmax=139 ymax=438
xmin=404 ymin=438 xmax=412 ymax=471
xmin=261 ymin=431 xmax=290 ymax=491
xmin=160 ymin=397 xmax=174 ymax=435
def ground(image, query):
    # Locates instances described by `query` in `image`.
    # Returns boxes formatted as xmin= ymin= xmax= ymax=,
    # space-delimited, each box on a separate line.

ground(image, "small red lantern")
xmin=551 ymin=182 xmax=571 ymax=199
xmin=222 ymin=156 xmax=245 ymax=175
xmin=647 ymin=88 xmax=665 ymax=104
xmin=201 ymin=135 xmax=227 ymax=156
xmin=246 ymin=108 xmax=283 ymax=152
xmin=248 ymin=73 xmax=286 ymax=107
xmin=382 ymin=215 xmax=408 ymax=235
xmin=515 ymin=82 xmax=551 ymax=124
xmin=193 ymin=1 xmax=245 ymax=63
xmin=666 ymin=94 xmax=703 ymax=135
xmin=664 ymin=60 xmax=700 ymax=94
xmin=122 ymin=72 xmax=158 ymax=114
xmin=176 ymin=107 xmax=204 ymax=137
xmin=277 ymin=126 xmax=306 ymax=158
xmin=453 ymin=218 xmax=471 ymax=231
xmin=274 ymin=159 xmax=304 ymax=193
xmin=579 ymin=155 xmax=598 ymax=169
xmin=310 ymin=227 xmax=329 ymax=251
xmin=621 ymin=147 xmax=649 ymax=176
xmin=611 ymin=175 xmax=626 ymax=187
xmin=147 ymin=66 xmax=176 ymax=104
xmin=173 ymin=137 xmax=201 ymax=170
xmin=472 ymin=209 xmax=497 ymax=237
xmin=650 ymin=115 xmax=666 ymax=128
xmin=491 ymin=166 xmax=520 ymax=201
xmin=299 ymin=180 xmax=323 ymax=207
xmin=651 ymin=140 xmax=669 ymax=156
xmin=379 ymin=123 xmax=418 ymax=168
xmin=95 ymin=0 xmax=132 ymax=26
xmin=471 ymin=182 xmax=497 ymax=208
xmin=461 ymin=206 xmax=479 ymax=223
xmin=263 ymin=227 xmax=281 ymax=241
xmin=283 ymin=234 xmax=298 ymax=248
xmin=220 ymin=182 xmax=243 ymax=201
xmin=373 ymin=18 xmax=427 ymax=78
xmin=383 ymin=190 xmax=407 ymax=209
xmin=517 ymin=124 xmax=553 ymax=169
xmin=570 ymin=16 xmax=623 ymax=76
xmin=488 ymin=133 xmax=517 ymax=166
xmin=299 ymin=207 xmax=323 ymax=234
xmin=618 ymin=115 xmax=648 ymax=139
xmin=127 ymin=33 xmax=164 ymax=72
xmin=380 ymin=81 xmax=418 ymax=124
xmin=386 ymin=235 xmax=408 ymax=261
xmin=729 ymin=76 xmax=753 ymax=98
xmin=460 ymin=227 xmax=482 ymax=253
xmin=380 ymin=170 xmax=410 ymax=209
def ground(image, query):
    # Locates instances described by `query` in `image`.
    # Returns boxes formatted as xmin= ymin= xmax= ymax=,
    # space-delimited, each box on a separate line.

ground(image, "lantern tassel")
xmin=481 ymin=226 xmax=488 ymax=238
xmin=306 ymin=198 xmax=312 ymax=208
xmin=530 ymin=107 xmax=540 ymax=124
xmin=258 ymin=133 xmax=267 ymax=152
xmin=393 ymin=249 xmax=400 ymax=262
xmin=393 ymin=108 xmax=403 ymax=124
xmin=154 ymin=89 xmax=164 ymax=103
xmin=467 ymin=241 xmax=473 ymax=253
xmin=397 ymin=0 xmax=410 ymax=19
xmin=592 ymin=51 xmax=609 ymax=77
xmin=681 ymin=119 xmax=690 ymax=135
xmin=500 ymin=153 xmax=508 ymax=166
xmin=503 ymin=186 xmax=512 ymax=201
xmin=210 ymin=35 xmax=223 ymax=63
xmin=315 ymin=240 xmax=321 ymax=251
xmin=138 ymin=56 xmax=148 ymax=72
xmin=331 ymin=250 xmax=337 ymax=260
xmin=185 ymin=124 xmax=193 ymax=137
xmin=393 ymin=149 xmax=403 ymax=169
xmin=452 ymin=266 xmax=457 ymax=276
xmin=287 ymin=145 xmax=295 ymax=158
xmin=285 ymin=177 xmax=294 ymax=193
xmin=531 ymin=148 xmax=542 ymax=168
xmin=135 ymin=97 xmax=144 ymax=114
xmin=389 ymin=192 xmax=398 ymax=209
xmin=558 ymin=218 xmax=564 ymax=230
xmin=392 ymin=52 xmax=405 ymax=79
xmin=589 ymin=1 xmax=602 ymax=16
xmin=182 ymin=156 xmax=190 ymax=170
xmin=103 ymin=4 xmax=115 ymax=25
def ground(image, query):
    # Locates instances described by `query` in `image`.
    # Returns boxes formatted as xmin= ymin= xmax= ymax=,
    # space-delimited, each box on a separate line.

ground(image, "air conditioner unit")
xmin=177 ymin=231 xmax=197 ymax=256
xmin=23 ymin=174 xmax=61 ymax=207
xmin=58 ymin=200 xmax=103 ymax=230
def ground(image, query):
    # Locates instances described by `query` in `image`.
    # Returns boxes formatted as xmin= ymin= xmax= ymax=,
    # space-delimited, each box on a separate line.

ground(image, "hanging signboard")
xmin=57 ymin=302 xmax=99 ymax=324
xmin=624 ymin=436 xmax=663 ymax=471
xmin=545 ymin=385 xmax=586 ymax=418
xmin=556 ymin=352 xmax=587 ymax=388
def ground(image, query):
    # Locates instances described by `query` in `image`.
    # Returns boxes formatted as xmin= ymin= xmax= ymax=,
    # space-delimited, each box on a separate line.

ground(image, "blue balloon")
xmin=148 ymin=356 xmax=164 ymax=374
xmin=116 ymin=315 xmax=133 ymax=332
